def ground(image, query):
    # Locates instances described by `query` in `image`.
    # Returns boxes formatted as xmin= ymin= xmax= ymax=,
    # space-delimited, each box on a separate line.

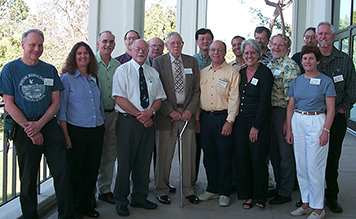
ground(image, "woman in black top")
xmin=233 ymin=39 xmax=274 ymax=209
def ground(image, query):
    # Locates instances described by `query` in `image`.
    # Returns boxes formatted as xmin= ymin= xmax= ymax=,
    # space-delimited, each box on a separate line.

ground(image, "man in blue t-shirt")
xmin=0 ymin=29 xmax=75 ymax=219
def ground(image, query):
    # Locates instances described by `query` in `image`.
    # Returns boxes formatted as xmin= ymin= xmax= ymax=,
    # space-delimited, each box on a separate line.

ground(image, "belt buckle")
xmin=301 ymin=111 xmax=307 ymax=115
xmin=210 ymin=111 xmax=214 ymax=115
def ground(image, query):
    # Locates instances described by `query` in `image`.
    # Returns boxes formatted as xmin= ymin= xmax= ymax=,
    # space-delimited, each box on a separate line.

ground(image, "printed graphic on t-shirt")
xmin=19 ymin=74 xmax=47 ymax=102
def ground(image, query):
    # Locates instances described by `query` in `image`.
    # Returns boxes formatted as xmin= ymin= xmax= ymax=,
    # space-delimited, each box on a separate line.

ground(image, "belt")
xmin=202 ymin=109 xmax=228 ymax=115
xmin=27 ymin=117 xmax=41 ymax=121
xmin=177 ymin=104 xmax=184 ymax=108
xmin=104 ymin=109 xmax=115 ymax=113
xmin=294 ymin=109 xmax=324 ymax=115
xmin=119 ymin=112 xmax=136 ymax=118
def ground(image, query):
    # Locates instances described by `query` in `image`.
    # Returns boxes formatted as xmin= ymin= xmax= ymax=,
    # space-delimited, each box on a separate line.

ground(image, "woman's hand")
xmin=319 ymin=130 xmax=329 ymax=146
xmin=285 ymin=130 xmax=294 ymax=144
xmin=249 ymin=127 xmax=259 ymax=142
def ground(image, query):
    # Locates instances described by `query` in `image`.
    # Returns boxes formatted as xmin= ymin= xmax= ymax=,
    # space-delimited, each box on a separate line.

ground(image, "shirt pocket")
xmin=147 ymin=79 xmax=156 ymax=97
xmin=200 ymin=79 xmax=208 ymax=93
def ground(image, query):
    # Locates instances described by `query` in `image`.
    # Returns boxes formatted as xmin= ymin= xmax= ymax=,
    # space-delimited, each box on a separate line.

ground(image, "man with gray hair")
xmin=153 ymin=32 xmax=200 ymax=205
xmin=95 ymin=30 xmax=121 ymax=205
xmin=112 ymin=39 xmax=166 ymax=216
xmin=316 ymin=21 xmax=356 ymax=213
xmin=145 ymin=37 xmax=164 ymax=66
xmin=0 ymin=29 xmax=75 ymax=218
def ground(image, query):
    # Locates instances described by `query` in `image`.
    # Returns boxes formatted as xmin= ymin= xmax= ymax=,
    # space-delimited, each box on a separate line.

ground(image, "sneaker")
xmin=291 ymin=207 xmax=313 ymax=216
xmin=198 ymin=191 xmax=219 ymax=201
xmin=307 ymin=210 xmax=325 ymax=219
xmin=219 ymin=195 xmax=230 ymax=207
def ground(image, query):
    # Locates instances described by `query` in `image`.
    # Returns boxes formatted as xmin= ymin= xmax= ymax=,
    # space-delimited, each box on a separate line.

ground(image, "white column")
xmin=292 ymin=0 xmax=332 ymax=54
xmin=176 ymin=0 xmax=208 ymax=56
xmin=88 ymin=0 xmax=145 ymax=57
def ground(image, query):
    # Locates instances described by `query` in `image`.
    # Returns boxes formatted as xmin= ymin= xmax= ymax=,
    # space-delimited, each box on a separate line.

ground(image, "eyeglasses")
xmin=255 ymin=37 xmax=267 ymax=40
xmin=304 ymin=35 xmax=316 ymax=40
xmin=168 ymin=41 xmax=183 ymax=46
xmin=271 ymin=43 xmax=286 ymax=48
xmin=150 ymin=44 xmax=163 ymax=48
xmin=209 ymin=48 xmax=225 ymax=52
xmin=132 ymin=47 xmax=148 ymax=52
xmin=125 ymin=36 xmax=138 ymax=41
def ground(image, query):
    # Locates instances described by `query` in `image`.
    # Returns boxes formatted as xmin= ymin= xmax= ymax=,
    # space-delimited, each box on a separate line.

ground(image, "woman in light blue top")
xmin=57 ymin=42 xmax=105 ymax=218
xmin=285 ymin=45 xmax=335 ymax=219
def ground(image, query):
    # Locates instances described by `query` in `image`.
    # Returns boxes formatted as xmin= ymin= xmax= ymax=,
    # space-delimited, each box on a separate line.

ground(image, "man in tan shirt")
xmin=197 ymin=40 xmax=240 ymax=207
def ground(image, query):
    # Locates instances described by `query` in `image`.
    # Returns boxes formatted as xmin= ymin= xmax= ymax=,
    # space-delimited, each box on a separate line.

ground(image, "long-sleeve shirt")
xmin=317 ymin=47 xmax=356 ymax=112
xmin=199 ymin=61 xmax=241 ymax=122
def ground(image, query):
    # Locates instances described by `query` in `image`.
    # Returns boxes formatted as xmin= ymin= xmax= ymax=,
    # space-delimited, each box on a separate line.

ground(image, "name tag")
xmin=310 ymin=78 xmax=321 ymax=85
xmin=251 ymin=77 xmax=259 ymax=86
xmin=184 ymin=68 xmax=193 ymax=74
xmin=333 ymin=74 xmax=344 ymax=83
xmin=218 ymin=79 xmax=228 ymax=88
xmin=44 ymin=78 xmax=54 ymax=86
xmin=273 ymin=70 xmax=281 ymax=76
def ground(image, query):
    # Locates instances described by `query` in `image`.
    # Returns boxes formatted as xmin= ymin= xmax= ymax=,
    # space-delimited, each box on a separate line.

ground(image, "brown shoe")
xmin=98 ymin=192 xmax=115 ymax=204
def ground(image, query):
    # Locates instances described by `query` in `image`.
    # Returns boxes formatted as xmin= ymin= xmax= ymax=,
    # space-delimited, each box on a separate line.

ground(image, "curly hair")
xmin=61 ymin=41 xmax=98 ymax=77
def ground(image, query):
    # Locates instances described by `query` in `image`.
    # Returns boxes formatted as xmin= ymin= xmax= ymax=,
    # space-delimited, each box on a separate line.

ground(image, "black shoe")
xmin=157 ymin=195 xmax=171 ymax=204
xmin=326 ymin=199 xmax=343 ymax=213
xmin=130 ymin=200 xmax=158 ymax=210
xmin=268 ymin=195 xmax=292 ymax=205
xmin=295 ymin=199 xmax=303 ymax=207
xmin=98 ymin=192 xmax=115 ymax=204
xmin=168 ymin=184 xmax=176 ymax=193
xmin=268 ymin=189 xmax=278 ymax=198
xmin=186 ymin=195 xmax=199 ymax=204
xmin=116 ymin=205 xmax=129 ymax=216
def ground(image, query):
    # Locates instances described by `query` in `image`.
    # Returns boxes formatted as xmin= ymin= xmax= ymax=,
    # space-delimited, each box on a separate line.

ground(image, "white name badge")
xmin=333 ymin=74 xmax=344 ymax=83
xmin=218 ymin=79 xmax=228 ymax=88
xmin=184 ymin=68 xmax=193 ymax=74
xmin=273 ymin=70 xmax=281 ymax=76
xmin=44 ymin=78 xmax=54 ymax=86
xmin=251 ymin=77 xmax=259 ymax=86
xmin=310 ymin=78 xmax=321 ymax=85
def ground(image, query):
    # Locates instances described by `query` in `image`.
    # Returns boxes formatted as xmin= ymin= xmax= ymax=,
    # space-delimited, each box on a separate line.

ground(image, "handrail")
xmin=0 ymin=104 xmax=52 ymax=207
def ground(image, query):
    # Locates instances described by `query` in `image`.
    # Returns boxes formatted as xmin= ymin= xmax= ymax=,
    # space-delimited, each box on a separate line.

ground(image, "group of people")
xmin=0 ymin=20 xmax=355 ymax=219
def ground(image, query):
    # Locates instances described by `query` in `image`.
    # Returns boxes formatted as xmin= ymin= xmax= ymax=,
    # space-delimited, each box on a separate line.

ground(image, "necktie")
xmin=139 ymin=66 xmax=149 ymax=109
xmin=173 ymin=59 xmax=184 ymax=93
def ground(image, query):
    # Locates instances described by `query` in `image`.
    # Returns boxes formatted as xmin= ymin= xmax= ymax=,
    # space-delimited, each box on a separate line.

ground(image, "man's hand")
xmin=181 ymin=110 xmax=192 ymax=122
xmin=249 ymin=127 xmax=259 ymax=142
xmin=143 ymin=118 xmax=153 ymax=128
xmin=221 ymin=122 xmax=233 ymax=136
xmin=24 ymin=121 xmax=43 ymax=137
xmin=30 ymin=132 xmax=44 ymax=145
xmin=136 ymin=110 xmax=153 ymax=124
xmin=169 ymin=111 xmax=182 ymax=121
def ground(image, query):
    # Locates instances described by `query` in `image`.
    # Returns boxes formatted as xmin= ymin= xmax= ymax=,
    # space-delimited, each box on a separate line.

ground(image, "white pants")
xmin=292 ymin=112 xmax=329 ymax=209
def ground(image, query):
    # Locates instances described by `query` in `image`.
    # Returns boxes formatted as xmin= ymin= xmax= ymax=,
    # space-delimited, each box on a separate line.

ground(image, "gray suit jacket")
xmin=153 ymin=53 xmax=200 ymax=130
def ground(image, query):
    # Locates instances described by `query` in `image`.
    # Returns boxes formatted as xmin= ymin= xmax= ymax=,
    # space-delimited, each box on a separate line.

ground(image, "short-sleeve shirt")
xmin=112 ymin=59 xmax=167 ymax=113
xmin=0 ymin=58 xmax=63 ymax=119
xmin=193 ymin=52 xmax=212 ymax=71
xmin=288 ymin=73 xmax=336 ymax=112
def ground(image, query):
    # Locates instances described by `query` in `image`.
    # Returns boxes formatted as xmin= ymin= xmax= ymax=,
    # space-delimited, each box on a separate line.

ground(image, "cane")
xmin=178 ymin=121 xmax=189 ymax=208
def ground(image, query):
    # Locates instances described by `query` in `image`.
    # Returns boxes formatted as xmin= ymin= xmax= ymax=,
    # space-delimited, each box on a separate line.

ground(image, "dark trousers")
xmin=195 ymin=131 xmax=202 ymax=182
xmin=234 ymin=116 xmax=269 ymax=204
xmin=14 ymin=118 xmax=75 ymax=219
xmin=325 ymin=113 xmax=347 ymax=201
xmin=200 ymin=111 xmax=233 ymax=196
xmin=67 ymin=123 xmax=105 ymax=214
xmin=114 ymin=114 xmax=155 ymax=206
xmin=269 ymin=107 xmax=295 ymax=198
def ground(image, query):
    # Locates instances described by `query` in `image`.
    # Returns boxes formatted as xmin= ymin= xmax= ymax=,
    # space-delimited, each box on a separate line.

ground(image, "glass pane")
xmin=333 ymin=41 xmax=339 ymax=49
xmin=339 ymin=0 xmax=351 ymax=30
xmin=353 ymin=0 xmax=356 ymax=25
xmin=341 ymin=38 xmax=349 ymax=54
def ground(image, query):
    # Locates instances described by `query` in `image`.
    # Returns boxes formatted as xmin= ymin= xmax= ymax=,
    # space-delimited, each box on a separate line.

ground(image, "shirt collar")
xmin=209 ymin=60 xmax=227 ymax=70
xmin=169 ymin=53 xmax=182 ymax=63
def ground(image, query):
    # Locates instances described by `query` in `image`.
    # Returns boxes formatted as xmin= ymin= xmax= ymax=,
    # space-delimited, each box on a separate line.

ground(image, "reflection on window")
xmin=341 ymin=38 xmax=349 ymax=54
xmin=338 ymin=0 xmax=351 ymax=30
xmin=334 ymin=41 xmax=339 ymax=49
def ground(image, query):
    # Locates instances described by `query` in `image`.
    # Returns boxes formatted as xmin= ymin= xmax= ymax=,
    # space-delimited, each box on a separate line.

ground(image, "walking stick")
xmin=178 ymin=121 xmax=189 ymax=208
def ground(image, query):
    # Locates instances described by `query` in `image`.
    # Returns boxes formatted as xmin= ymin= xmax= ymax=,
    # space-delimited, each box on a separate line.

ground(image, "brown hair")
xmin=61 ymin=41 xmax=98 ymax=77
xmin=300 ymin=45 xmax=321 ymax=61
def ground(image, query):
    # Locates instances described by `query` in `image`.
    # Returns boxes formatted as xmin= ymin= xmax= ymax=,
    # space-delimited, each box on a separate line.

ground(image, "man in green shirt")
xmin=95 ymin=30 xmax=121 ymax=204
